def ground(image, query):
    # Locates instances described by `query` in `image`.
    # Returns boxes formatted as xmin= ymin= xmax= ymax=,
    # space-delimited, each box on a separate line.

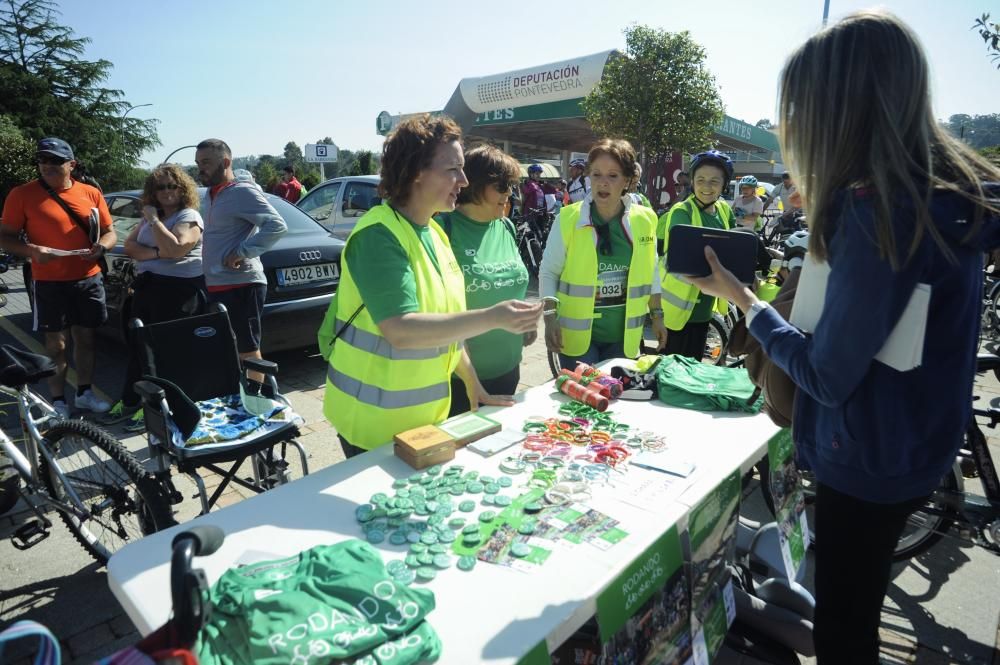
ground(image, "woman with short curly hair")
xmin=101 ymin=163 xmax=206 ymax=426
xmin=323 ymin=114 xmax=542 ymax=457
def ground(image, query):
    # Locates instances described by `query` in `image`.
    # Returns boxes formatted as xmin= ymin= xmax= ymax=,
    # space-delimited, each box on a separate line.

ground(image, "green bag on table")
xmin=656 ymin=354 xmax=763 ymax=413
xmin=196 ymin=539 xmax=441 ymax=665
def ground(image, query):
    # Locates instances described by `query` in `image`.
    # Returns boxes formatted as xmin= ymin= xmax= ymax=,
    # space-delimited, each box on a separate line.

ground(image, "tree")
xmin=0 ymin=0 xmax=160 ymax=190
xmin=0 ymin=114 xmax=34 ymax=203
xmin=582 ymin=25 xmax=724 ymax=165
xmin=974 ymin=13 xmax=1000 ymax=69
xmin=941 ymin=113 xmax=1000 ymax=149
xmin=981 ymin=145 xmax=1000 ymax=167
xmin=282 ymin=141 xmax=304 ymax=168
xmin=350 ymin=150 xmax=375 ymax=176
xmin=755 ymin=119 xmax=776 ymax=130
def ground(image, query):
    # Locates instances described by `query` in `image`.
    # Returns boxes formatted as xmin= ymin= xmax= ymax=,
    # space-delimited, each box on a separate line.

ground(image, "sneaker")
xmin=75 ymin=389 xmax=111 ymax=413
xmin=97 ymin=400 xmax=141 ymax=425
xmin=52 ymin=399 xmax=70 ymax=419
xmin=122 ymin=409 xmax=145 ymax=433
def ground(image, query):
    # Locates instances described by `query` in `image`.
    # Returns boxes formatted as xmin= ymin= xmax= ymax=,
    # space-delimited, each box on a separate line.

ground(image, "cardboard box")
xmin=393 ymin=425 xmax=456 ymax=469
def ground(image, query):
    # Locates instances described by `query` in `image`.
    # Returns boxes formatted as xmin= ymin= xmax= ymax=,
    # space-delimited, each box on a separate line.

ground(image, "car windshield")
xmin=267 ymin=196 xmax=330 ymax=235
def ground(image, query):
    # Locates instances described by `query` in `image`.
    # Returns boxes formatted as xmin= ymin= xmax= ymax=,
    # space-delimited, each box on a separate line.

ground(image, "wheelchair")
xmin=131 ymin=303 xmax=309 ymax=516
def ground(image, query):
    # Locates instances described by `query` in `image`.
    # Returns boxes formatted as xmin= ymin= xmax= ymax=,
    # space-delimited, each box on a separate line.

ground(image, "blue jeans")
xmin=559 ymin=340 xmax=626 ymax=371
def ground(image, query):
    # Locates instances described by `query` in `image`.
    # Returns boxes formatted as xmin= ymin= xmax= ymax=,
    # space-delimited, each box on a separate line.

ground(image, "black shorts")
xmin=207 ymin=284 xmax=266 ymax=353
xmin=32 ymin=274 xmax=108 ymax=332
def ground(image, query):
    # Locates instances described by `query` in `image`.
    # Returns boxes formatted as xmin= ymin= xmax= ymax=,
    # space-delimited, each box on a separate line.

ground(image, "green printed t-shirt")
xmin=195 ymin=540 xmax=441 ymax=665
xmin=591 ymin=206 xmax=633 ymax=343
xmin=437 ymin=210 xmax=529 ymax=379
xmin=667 ymin=203 xmax=727 ymax=323
xmin=345 ymin=213 xmax=440 ymax=324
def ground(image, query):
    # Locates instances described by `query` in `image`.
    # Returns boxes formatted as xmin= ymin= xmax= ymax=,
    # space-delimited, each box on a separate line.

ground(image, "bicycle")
xmin=0 ymin=344 xmax=173 ymax=563
xmin=515 ymin=207 xmax=547 ymax=278
xmin=760 ymin=352 xmax=1000 ymax=561
xmin=892 ymin=354 xmax=1000 ymax=559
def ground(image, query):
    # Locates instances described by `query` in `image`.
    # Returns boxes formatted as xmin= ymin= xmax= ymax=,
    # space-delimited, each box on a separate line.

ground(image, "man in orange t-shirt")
xmin=0 ymin=137 xmax=117 ymax=416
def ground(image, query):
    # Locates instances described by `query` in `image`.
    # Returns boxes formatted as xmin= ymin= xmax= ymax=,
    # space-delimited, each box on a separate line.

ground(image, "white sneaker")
xmin=52 ymin=399 xmax=70 ymax=419
xmin=75 ymin=389 xmax=111 ymax=413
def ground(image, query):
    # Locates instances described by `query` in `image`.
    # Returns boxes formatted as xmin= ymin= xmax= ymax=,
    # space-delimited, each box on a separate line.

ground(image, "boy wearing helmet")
xmin=657 ymin=150 xmax=735 ymax=359
xmin=733 ymin=175 xmax=764 ymax=230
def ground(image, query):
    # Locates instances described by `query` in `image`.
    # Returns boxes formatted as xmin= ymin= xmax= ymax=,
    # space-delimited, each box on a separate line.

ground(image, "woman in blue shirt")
xmin=688 ymin=10 xmax=1000 ymax=664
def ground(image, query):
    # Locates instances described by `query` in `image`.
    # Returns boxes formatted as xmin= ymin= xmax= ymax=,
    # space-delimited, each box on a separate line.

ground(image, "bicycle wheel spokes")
xmin=42 ymin=420 xmax=171 ymax=563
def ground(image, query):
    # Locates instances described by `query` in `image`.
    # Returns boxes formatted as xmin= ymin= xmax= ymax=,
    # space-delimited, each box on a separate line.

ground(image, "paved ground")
xmin=0 ymin=265 xmax=998 ymax=664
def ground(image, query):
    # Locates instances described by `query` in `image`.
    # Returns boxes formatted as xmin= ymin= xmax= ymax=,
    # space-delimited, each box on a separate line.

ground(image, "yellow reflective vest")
xmin=323 ymin=204 xmax=466 ymax=450
xmin=661 ymin=197 xmax=733 ymax=331
xmin=556 ymin=200 xmax=658 ymax=358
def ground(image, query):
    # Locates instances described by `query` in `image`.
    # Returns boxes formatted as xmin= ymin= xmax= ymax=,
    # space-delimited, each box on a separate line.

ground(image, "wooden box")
xmin=393 ymin=425 xmax=456 ymax=469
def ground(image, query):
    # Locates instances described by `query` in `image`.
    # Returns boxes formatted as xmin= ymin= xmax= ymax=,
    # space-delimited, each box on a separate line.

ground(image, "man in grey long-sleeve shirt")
xmin=195 ymin=139 xmax=286 ymax=367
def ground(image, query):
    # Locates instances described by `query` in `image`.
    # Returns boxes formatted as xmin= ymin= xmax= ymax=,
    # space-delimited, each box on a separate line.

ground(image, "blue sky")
xmin=56 ymin=0 xmax=1000 ymax=166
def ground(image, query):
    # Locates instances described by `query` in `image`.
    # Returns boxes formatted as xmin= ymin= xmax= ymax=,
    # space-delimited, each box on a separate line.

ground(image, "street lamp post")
xmin=120 ymin=103 xmax=152 ymax=158
xmin=161 ymin=145 xmax=199 ymax=166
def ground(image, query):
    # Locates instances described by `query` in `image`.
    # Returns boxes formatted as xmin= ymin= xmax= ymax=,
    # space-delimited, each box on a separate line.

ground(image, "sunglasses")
xmin=155 ymin=183 xmax=179 ymax=192
xmin=37 ymin=156 xmax=69 ymax=166
xmin=494 ymin=182 xmax=514 ymax=195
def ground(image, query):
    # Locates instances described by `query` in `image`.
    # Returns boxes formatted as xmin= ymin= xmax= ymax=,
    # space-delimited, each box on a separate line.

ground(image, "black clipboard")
xmin=666 ymin=225 xmax=759 ymax=284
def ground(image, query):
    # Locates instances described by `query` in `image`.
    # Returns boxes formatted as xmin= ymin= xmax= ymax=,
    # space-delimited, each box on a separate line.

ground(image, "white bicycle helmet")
xmin=782 ymin=230 xmax=809 ymax=270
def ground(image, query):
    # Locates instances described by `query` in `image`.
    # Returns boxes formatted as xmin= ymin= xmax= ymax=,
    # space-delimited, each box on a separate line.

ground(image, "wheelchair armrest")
xmin=135 ymin=380 xmax=166 ymax=404
xmin=243 ymin=358 xmax=279 ymax=376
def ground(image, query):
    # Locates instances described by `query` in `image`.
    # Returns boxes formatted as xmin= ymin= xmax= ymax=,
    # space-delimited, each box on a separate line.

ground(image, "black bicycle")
xmin=515 ymin=207 xmax=549 ymax=279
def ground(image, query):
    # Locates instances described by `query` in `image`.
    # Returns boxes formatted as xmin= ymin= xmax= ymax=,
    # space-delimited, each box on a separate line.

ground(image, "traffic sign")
xmin=305 ymin=143 xmax=338 ymax=163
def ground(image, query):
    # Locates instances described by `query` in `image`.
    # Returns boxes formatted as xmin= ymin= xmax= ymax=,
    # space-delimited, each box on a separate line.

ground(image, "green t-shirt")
xmin=195 ymin=540 xmax=441 ymax=665
xmin=436 ymin=210 xmax=529 ymax=379
xmin=345 ymin=212 xmax=440 ymax=324
xmin=666 ymin=202 xmax=727 ymax=323
xmin=590 ymin=206 xmax=633 ymax=344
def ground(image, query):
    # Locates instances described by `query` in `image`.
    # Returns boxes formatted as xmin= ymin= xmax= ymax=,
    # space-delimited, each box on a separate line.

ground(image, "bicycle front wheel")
xmin=41 ymin=419 xmax=173 ymax=563
xmin=892 ymin=465 xmax=960 ymax=562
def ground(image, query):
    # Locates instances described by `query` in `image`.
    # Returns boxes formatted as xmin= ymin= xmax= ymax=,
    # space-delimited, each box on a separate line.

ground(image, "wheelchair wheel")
xmin=41 ymin=419 xmax=173 ymax=563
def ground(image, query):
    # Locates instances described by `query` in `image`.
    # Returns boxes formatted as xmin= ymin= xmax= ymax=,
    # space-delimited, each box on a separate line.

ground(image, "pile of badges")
xmin=355 ymin=464 xmax=517 ymax=583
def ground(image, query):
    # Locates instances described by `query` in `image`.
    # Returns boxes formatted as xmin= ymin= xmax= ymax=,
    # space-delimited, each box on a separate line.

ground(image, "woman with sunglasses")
xmin=101 ymin=164 xmax=206 ymax=427
xmin=436 ymin=145 xmax=531 ymax=415
xmin=540 ymin=139 xmax=667 ymax=370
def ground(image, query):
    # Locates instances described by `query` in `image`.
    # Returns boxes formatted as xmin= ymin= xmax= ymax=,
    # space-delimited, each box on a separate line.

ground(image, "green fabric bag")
xmin=656 ymin=354 xmax=763 ymax=413
xmin=196 ymin=540 xmax=441 ymax=665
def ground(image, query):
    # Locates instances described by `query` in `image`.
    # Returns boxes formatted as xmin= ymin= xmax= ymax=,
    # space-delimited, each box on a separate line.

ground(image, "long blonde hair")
xmin=779 ymin=9 xmax=1000 ymax=267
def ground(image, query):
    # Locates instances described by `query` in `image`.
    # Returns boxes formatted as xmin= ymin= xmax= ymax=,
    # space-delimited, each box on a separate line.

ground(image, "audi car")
xmin=101 ymin=188 xmax=344 ymax=353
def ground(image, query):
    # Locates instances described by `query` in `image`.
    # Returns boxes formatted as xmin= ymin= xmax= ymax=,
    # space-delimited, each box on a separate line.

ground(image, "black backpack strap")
xmin=37 ymin=179 xmax=94 ymax=244
xmin=333 ymin=305 xmax=365 ymax=344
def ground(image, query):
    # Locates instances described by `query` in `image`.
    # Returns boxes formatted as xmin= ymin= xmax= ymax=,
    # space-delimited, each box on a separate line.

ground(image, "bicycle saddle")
xmin=0 ymin=344 xmax=56 ymax=388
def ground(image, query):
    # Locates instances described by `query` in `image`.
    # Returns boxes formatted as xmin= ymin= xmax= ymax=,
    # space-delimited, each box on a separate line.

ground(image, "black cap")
xmin=36 ymin=137 xmax=75 ymax=161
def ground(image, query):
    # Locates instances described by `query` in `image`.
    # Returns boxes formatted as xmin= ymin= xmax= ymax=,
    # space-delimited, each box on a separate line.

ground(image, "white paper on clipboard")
xmin=789 ymin=255 xmax=931 ymax=371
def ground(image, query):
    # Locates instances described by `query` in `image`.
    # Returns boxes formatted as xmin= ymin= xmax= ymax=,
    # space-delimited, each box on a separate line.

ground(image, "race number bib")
xmin=596 ymin=268 xmax=628 ymax=307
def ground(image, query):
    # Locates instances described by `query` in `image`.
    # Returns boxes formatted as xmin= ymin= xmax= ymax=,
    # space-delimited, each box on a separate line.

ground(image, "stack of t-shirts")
xmin=196 ymin=540 xmax=442 ymax=665
xmin=656 ymin=354 xmax=763 ymax=413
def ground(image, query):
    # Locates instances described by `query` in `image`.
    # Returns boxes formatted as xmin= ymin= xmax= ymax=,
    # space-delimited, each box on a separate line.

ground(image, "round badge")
xmin=510 ymin=543 xmax=531 ymax=558
xmin=415 ymin=566 xmax=437 ymax=582
xmin=457 ymin=555 xmax=477 ymax=571
xmin=478 ymin=511 xmax=496 ymax=523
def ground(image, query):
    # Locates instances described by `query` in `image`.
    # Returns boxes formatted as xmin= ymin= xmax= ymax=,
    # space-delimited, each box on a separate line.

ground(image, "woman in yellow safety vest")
xmin=539 ymin=139 xmax=667 ymax=370
xmin=656 ymin=149 xmax=735 ymax=359
xmin=321 ymin=114 xmax=542 ymax=458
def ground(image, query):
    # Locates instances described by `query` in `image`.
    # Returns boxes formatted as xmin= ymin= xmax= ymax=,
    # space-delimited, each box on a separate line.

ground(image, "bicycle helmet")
xmin=527 ymin=163 xmax=544 ymax=174
xmin=782 ymin=230 xmax=810 ymax=270
xmin=689 ymin=150 xmax=734 ymax=181
xmin=569 ymin=158 xmax=586 ymax=169
xmin=738 ymin=175 xmax=758 ymax=189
